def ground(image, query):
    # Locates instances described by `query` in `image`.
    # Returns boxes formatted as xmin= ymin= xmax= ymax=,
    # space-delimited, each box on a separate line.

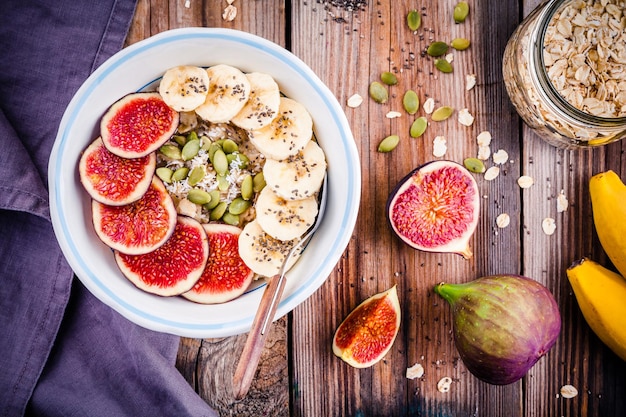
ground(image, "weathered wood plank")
xmin=290 ymin=1 xmax=523 ymax=416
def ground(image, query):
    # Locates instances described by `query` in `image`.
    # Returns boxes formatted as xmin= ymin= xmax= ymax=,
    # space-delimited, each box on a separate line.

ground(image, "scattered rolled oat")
xmin=466 ymin=74 xmax=477 ymax=90
xmin=433 ymin=136 xmax=447 ymax=157
xmin=557 ymin=190 xmax=569 ymax=212
xmin=437 ymin=377 xmax=453 ymax=393
xmin=386 ymin=111 xmax=402 ymax=119
xmin=184 ymin=0 xmax=191 ymax=7
xmin=222 ymin=4 xmax=237 ymax=21
xmin=542 ymin=217 xmax=556 ymax=235
xmin=492 ymin=149 xmax=509 ymax=165
xmin=484 ymin=166 xmax=500 ymax=181
xmin=458 ymin=108 xmax=474 ymax=126
xmin=560 ymin=384 xmax=578 ymax=399
xmin=406 ymin=363 xmax=425 ymax=379
xmin=517 ymin=175 xmax=534 ymax=189
xmin=423 ymin=97 xmax=435 ymax=114
xmin=347 ymin=94 xmax=363 ymax=108
xmin=476 ymin=131 xmax=492 ymax=146
xmin=496 ymin=213 xmax=510 ymax=228
xmin=445 ymin=53 xmax=454 ymax=63
xmin=477 ymin=145 xmax=491 ymax=160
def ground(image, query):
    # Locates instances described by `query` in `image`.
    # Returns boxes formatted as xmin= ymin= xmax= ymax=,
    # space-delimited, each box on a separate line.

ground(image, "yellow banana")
xmin=566 ymin=258 xmax=626 ymax=361
xmin=589 ymin=170 xmax=626 ymax=278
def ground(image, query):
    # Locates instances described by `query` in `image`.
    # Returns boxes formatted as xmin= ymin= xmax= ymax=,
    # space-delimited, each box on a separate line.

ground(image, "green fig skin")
xmin=434 ymin=275 xmax=561 ymax=385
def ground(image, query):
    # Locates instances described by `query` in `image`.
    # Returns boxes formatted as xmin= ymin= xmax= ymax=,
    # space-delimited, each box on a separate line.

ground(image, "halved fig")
xmin=92 ymin=177 xmax=177 ymax=255
xmin=115 ymin=216 xmax=209 ymax=296
xmin=100 ymin=92 xmax=179 ymax=158
xmin=386 ymin=160 xmax=480 ymax=259
xmin=332 ymin=286 xmax=401 ymax=368
xmin=79 ymin=137 xmax=156 ymax=206
xmin=182 ymin=224 xmax=254 ymax=304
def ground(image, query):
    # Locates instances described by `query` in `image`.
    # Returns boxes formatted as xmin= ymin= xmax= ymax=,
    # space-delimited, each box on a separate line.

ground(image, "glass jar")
xmin=502 ymin=0 xmax=626 ymax=149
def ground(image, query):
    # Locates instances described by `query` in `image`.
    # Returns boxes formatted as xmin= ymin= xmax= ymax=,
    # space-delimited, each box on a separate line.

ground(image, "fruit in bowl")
xmin=50 ymin=28 xmax=360 ymax=338
xmin=78 ymin=63 xmax=327 ymax=304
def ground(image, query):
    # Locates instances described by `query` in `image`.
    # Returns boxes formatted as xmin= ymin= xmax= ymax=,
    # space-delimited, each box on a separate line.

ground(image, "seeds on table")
xmin=378 ymin=135 xmax=400 ymax=153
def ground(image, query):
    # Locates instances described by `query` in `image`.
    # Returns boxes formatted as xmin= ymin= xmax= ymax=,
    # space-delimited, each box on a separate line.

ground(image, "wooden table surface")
xmin=126 ymin=1 xmax=626 ymax=416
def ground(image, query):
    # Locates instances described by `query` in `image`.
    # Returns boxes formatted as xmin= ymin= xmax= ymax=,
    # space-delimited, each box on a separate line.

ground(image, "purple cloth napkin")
xmin=0 ymin=1 xmax=217 ymax=416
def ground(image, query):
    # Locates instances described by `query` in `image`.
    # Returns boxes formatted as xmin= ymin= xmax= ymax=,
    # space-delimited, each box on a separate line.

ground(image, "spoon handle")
xmin=232 ymin=272 xmax=285 ymax=400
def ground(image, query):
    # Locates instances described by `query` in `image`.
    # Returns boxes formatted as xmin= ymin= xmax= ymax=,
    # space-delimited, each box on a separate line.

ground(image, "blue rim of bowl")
xmin=50 ymin=28 xmax=360 ymax=336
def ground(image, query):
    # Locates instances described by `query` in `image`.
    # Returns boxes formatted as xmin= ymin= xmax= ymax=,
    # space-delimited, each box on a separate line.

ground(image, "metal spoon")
xmin=232 ymin=174 xmax=328 ymax=400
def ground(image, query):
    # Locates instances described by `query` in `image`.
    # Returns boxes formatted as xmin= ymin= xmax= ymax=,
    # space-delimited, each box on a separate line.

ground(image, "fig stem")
xmin=433 ymin=282 xmax=466 ymax=305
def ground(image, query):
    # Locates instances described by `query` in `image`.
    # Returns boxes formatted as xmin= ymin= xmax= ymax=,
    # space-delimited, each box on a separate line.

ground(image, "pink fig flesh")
xmin=115 ymin=216 xmax=209 ymax=297
xmin=386 ymin=160 xmax=479 ymax=259
xmin=182 ymin=224 xmax=254 ymax=304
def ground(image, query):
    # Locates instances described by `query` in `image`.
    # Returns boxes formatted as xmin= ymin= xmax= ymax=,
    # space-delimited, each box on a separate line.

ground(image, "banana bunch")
xmin=566 ymin=258 xmax=626 ymax=361
xmin=590 ymin=170 xmax=626 ymax=278
xmin=566 ymin=170 xmax=626 ymax=361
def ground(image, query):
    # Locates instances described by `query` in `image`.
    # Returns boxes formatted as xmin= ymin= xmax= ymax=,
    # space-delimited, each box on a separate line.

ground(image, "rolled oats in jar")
xmin=503 ymin=0 xmax=626 ymax=149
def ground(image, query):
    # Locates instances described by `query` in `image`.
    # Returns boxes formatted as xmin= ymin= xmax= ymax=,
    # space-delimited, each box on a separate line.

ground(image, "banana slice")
xmin=255 ymin=186 xmax=318 ymax=241
xmin=195 ymin=64 xmax=251 ymax=123
xmin=238 ymin=220 xmax=301 ymax=277
xmin=231 ymin=72 xmax=281 ymax=130
xmin=263 ymin=140 xmax=327 ymax=201
xmin=248 ymin=97 xmax=313 ymax=160
xmin=159 ymin=65 xmax=210 ymax=112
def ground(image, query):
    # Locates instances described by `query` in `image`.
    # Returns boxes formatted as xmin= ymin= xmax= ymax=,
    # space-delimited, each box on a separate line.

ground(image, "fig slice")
xmin=92 ymin=177 xmax=177 ymax=255
xmin=100 ymin=92 xmax=179 ymax=158
xmin=434 ymin=275 xmax=561 ymax=385
xmin=386 ymin=160 xmax=479 ymax=259
xmin=332 ymin=285 xmax=401 ymax=368
xmin=78 ymin=137 xmax=156 ymax=206
xmin=182 ymin=224 xmax=254 ymax=304
xmin=115 ymin=216 xmax=209 ymax=297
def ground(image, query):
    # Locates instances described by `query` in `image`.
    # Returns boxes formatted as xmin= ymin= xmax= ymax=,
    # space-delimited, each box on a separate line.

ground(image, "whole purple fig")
xmin=434 ymin=275 xmax=561 ymax=385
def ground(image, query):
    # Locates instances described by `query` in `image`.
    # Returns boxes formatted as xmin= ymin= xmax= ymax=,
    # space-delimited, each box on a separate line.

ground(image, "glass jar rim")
xmin=531 ymin=0 xmax=626 ymax=125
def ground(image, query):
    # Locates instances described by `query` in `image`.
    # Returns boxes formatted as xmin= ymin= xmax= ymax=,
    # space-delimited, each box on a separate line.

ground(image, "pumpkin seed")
xmin=159 ymin=144 xmax=182 ymax=160
xmin=435 ymin=58 xmax=453 ymax=73
xmin=369 ymin=81 xmax=389 ymax=104
xmin=173 ymin=135 xmax=187 ymax=146
xmin=431 ymin=106 xmax=454 ymax=121
xmin=208 ymin=142 xmax=222 ymax=161
xmin=377 ymin=135 xmax=400 ymax=153
xmin=241 ymin=174 xmax=254 ymax=200
xmin=209 ymin=201 xmax=228 ymax=220
xmin=427 ymin=41 xmax=449 ymax=57
xmin=222 ymin=212 xmax=240 ymax=226
xmin=253 ymin=172 xmax=266 ymax=192
xmin=403 ymin=90 xmax=419 ymax=115
xmin=454 ymin=1 xmax=469 ymax=23
xmin=155 ymin=167 xmax=173 ymax=183
xmin=181 ymin=139 xmax=201 ymax=161
xmin=221 ymin=139 xmax=239 ymax=154
xmin=451 ymin=37 xmax=471 ymax=51
xmin=227 ymin=152 xmax=249 ymax=168
xmin=186 ymin=131 xmax=199 ymax=142
xmin=187 ymin=188 xmax=212 ymax=205
xmin=407 ymin=9 xmax=421 ymax=31
xmin=212 ymin=149 xmax=229 ymax=176
xmin=463 ymin=157 xmax=486 ymax=174
xmin=187 ymin=166 xmax=205 ymax=186
xmin=203 ymin=190 xmax=221 ymax=210
xmin=172 ymin=166 xmax=189 ymax=181
xmin=410 ymin=117 xmax=428 ymax=138
xmin=228 ymin=197 xmax=251 ymax=215
xmin=381 ymin=71 xmax=398 ymax=86
xmin=217 ymin=174 xmax=230 ymax=191
xmin=200 ymin=136 xmax=212 ymax=151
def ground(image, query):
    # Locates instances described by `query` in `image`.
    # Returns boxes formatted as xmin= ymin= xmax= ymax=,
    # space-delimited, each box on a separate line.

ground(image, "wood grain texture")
xmin=123 ymin=0 xmax=626 ymax=415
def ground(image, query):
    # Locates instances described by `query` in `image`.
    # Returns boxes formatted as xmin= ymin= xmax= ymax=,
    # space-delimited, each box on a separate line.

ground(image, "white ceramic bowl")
xmin=49 ymin=28 xmax=360 ymax=338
